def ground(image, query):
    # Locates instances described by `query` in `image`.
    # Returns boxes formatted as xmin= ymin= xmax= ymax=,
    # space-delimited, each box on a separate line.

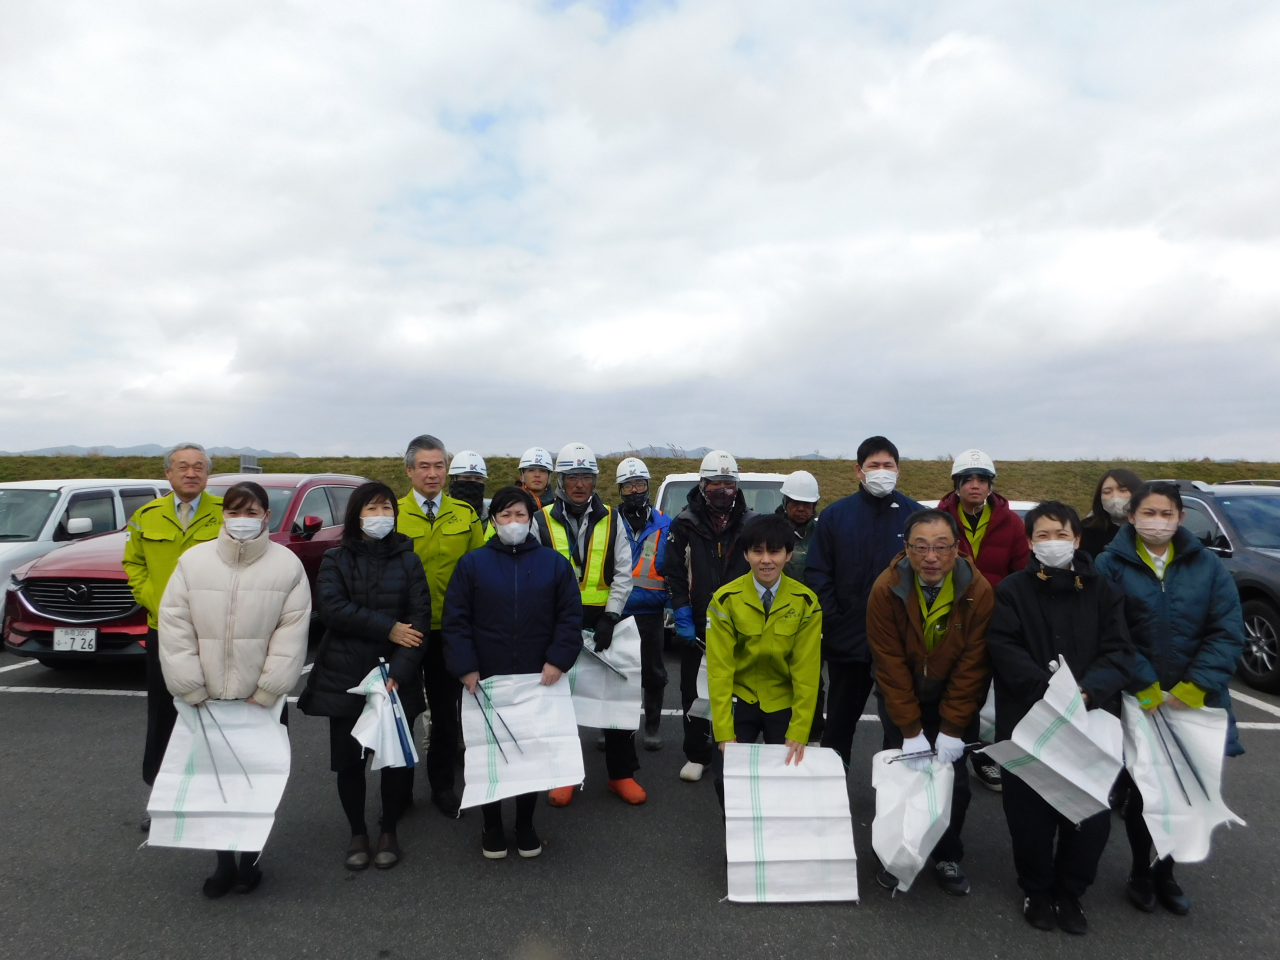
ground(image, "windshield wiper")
xmin=0 ymin=534 xmax=34 ymax=540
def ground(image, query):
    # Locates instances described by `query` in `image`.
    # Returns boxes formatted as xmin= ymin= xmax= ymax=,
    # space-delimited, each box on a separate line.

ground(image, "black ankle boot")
xmin=203 ymin=852 xmax=237 ymax=898
xmin=236 ymin=852 xmax=262 ymax=893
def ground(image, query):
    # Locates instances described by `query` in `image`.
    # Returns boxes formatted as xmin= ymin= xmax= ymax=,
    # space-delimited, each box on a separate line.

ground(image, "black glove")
xmin=593 ymin=612 xmax=621 ymax=652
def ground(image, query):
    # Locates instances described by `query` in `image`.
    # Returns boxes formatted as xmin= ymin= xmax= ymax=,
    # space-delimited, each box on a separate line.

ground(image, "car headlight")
xmin=5 ymin=575 xmax=22 ymax=593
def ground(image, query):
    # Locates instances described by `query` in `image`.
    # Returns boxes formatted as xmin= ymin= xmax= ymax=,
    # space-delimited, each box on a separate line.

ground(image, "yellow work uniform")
xmin=705 ymin=572 xmax=823 ymax=744
xmin=396 ymin=492 xmax=485 ymax=630
xmin=123 ymin=493 xmax=224 ymax=628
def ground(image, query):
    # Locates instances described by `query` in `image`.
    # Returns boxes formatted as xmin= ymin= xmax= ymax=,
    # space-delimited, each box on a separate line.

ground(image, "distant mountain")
xmin=793 ymin=452 xmax=832 ymax=460
xmin=605 ymin=445 xmax=713 ymax=459
xmin=0 ymin=444 xmax=298 ymax=458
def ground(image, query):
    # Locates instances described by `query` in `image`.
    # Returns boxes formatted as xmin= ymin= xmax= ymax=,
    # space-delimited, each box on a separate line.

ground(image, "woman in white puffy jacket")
xmin=158 ymin=481 xmax=311 ymax=898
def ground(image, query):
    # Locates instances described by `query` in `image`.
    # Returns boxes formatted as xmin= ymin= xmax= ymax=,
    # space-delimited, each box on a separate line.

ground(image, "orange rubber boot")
xmin=607 ymin=778 xmax=647 ymax=804
xmin=547 ymin=786 xmax=575 ymax=807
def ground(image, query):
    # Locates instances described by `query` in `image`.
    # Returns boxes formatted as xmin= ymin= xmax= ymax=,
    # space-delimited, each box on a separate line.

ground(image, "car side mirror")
xmin=301 ymin=515 xmax=324 ymax=540
xmin=1208 ymin=533 xmax=1232 ymax=557
xmin=66 ymin=517 xmax=93 ymax=536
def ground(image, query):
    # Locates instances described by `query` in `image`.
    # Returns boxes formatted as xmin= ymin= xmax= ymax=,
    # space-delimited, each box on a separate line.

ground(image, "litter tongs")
xmin=885 ymin=743 xmax=981 ymax=764
xmin=581 ymin=644 xmax=627 ymax=680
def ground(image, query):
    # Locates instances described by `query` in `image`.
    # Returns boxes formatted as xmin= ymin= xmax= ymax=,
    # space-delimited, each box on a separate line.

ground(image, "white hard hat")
xmin=519 ymin=447 xmax=554 ymax=471
xmin=616 ymin=457 xmax=650 ymax=484
xmin=555 ymin=442 xmax=599 ymax=475
xmin=781 ymin=470 xmax=820 ymax=503
xmin=699 ymin=450 xmax=740 ymax=481
xmin=448 ymin=450 xmax=488 ymax=478
xmin=951 ymin=449 xmax=996 ymax=480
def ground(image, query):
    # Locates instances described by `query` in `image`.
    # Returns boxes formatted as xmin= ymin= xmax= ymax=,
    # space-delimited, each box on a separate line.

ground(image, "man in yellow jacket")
xmin=706 ymin=513 xmax=823 ymax=807
xmin=397 ymin=434 xmax=485 ymax=817
xmin=122 ymin=443 xmax=223 ymax=825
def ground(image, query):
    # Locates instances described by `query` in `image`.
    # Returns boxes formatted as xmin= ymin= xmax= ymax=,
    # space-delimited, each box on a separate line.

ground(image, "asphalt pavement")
xmin=1 ymin=647 xmax=1277 ymax=960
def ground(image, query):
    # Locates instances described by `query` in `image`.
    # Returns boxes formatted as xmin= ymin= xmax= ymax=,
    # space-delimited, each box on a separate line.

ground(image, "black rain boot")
xmin=203 ymin=851 xmax=237 ymax=898
xmin=643 ymin=689 xmax=664 ymax=751
xmin=235 ymin=852 xmax=262 ymax=894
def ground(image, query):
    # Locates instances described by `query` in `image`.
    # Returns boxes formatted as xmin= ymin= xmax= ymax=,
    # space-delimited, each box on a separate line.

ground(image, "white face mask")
xmin=1032 ymin=540 xmax=1076 ymax=569
xmin=361 ymin=515 xmax=395 ymax=539
xmin=496 ymin=520 xmax=530 ymax=546
xmin=1134 ymin=516 xmax=1178 ymax=548
xmin=224 ymin=517 xmax=264 ymax=541
xmin=861 ymin=469 xmax=898 ymax=498
xmin=1103 ymin=497 xmax=1130 ymax=522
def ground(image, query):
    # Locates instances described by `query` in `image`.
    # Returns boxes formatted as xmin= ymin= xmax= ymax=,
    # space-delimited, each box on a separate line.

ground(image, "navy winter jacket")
xmin=441 ymin=534 xmax=584 ymax=680
xmin=619 ymin=506 xmax=671 ymax=616
xmin=1095 ymin=525 xmax=1246 ymax=754
xmin=804 ymin=486 xmax=924 ymax=663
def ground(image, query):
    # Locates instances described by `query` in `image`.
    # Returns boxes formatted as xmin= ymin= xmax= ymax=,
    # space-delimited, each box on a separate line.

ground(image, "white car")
xmin=0 ymin=479 xmax=172 ymax=586
xmin=917 ymin=499 xmax=1040 ymax=518
xmin=655 ymin=471 xmax=791 ymax=520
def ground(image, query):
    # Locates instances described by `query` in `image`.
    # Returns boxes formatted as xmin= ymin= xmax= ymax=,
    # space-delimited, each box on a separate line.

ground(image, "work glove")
xmin=673 ymin=606 xmax=697 ymax=645
xmin=935 ymin=732 xmax=967 ymax=765
xmin=593 ymin=612 xmax=621 ymax=652
xmin=901 ymin=732 xmax=933 ymax=772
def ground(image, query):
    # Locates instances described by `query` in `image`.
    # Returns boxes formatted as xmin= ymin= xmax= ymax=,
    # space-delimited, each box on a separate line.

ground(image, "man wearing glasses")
xmin=866 ymin=508 xmax=994 ymax=897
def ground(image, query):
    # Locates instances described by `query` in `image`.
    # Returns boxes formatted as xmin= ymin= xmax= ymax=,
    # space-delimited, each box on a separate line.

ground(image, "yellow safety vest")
xmin=544 ymin=504 xmax=612 ymax=607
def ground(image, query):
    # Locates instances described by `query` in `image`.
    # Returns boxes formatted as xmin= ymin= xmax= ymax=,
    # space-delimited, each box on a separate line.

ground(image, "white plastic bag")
xmin=978 ymin=686 xmax=997 ymax=743
xmin=1121 ymin=696 xmax=1245 ymax=862
xmin=723 ymin=743 xmax=858 ymax=903
xmin=147 ymin=697 xmax=290 ymax=852
xmin=347 ymin=665 xmax=419 ymax=770
xmin=982 ymin=658 xmax=1123 ymax=824
xmin=568 ymin=617 xmax=643 ymax=730
xmin=460 ymin=673 xmax=584 ymax=809
xmin=871 ymin=749 xmax=954 ymax=892
xmin=686 ymin=656 xmax=711 ymax=721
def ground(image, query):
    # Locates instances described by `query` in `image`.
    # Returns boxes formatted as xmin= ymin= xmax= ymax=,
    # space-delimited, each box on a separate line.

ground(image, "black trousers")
xmin=634 ymin=612 xmax=668 ymax=691
xmin=603 ymin=729 xmax=641 ymax=780
xmin=679 ymin=645 xmax=715 ymax=765
xmin=1121 ymin=771 xmax=1177 ymax=877
xmin=808 ymin=666 xmax=827 ymax=744
xmin=422 ymin=629 xmax=460 ymax=794
xmin=483 ymin=792 xmax=536 ymax=832
xmin=712 ymin=700 xmax=793 ymax=808
xmin=820 ymin=660 xmax=875 ymax=766
xmin=1002 ymin=770 xmax=1111 ymax=897
xmin=876 ymin=692 xmax=971 ymax=863
xmin=143 ymin=628 xmax=178 ymax=786
xmin=330 ymin=715 xmax=415 ymax=835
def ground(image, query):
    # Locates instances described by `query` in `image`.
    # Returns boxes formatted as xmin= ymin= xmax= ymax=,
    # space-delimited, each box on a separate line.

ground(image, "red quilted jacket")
xmin=938 ymin=490 xmax=1029 ymax=587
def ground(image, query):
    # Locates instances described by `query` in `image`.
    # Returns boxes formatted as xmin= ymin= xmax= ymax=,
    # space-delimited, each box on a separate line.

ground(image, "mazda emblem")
xmin=65 ymin=583 xmax=90 ymax=604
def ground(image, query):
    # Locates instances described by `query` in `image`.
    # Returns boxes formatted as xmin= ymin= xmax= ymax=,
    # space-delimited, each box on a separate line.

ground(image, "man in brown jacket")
xmin=867 ymin=508 xmax=993 ymax=897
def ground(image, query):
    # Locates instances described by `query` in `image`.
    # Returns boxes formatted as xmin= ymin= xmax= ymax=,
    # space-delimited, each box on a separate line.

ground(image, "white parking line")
xmin=0 ymin=660 xmax=39 ymax=674
xmin=301 ymin=663 xmax=313 ymax=674
xmin=1231 ymin=689 xmax=1280 ymax=719
xmin=1238 ymin=722 xmax=1280 ymax=730
xmin=0 ymin=686 xmax=146 ymax=696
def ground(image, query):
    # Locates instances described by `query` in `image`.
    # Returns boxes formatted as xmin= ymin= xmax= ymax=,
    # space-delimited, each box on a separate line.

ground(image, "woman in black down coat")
xmin=299 ymin=482 xmax=430 ymax=871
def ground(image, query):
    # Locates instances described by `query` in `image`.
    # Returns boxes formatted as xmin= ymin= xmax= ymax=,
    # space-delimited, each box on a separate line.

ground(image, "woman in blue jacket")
xmin=441 ymin=486 xmax=583 ymax=860
xmin=1095 ymin=481 xmax=1245 ymax=916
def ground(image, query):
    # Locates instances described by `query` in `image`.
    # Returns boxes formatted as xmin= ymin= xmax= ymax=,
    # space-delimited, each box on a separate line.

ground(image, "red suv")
xmin=3 ymin=473 xmax=367 ymax=666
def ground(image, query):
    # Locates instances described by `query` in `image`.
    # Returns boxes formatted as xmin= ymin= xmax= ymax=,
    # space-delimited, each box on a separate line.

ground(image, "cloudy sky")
xmin=2 ymin=0 xmax=1278 ymax=460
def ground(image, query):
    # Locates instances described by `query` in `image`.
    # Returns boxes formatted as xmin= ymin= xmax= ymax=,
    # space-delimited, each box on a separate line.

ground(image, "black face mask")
xmin=621 ymin=491 xmax=650 ymax=515
xmin=704 ymin=487 xmax=737 ymax=511
xmin=449 ymin=479 xmax=486 ymax=514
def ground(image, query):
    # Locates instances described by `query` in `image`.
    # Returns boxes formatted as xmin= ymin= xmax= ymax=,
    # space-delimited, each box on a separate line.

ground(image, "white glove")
xmin=901 ymin=732 xmax=932 ymax=772
xmin=935 ymin=732 xmax=967 ymax=764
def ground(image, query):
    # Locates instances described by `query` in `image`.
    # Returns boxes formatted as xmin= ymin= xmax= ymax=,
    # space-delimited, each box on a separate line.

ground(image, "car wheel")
xmin=1239 ymin=599 xmax=1280 ymax=693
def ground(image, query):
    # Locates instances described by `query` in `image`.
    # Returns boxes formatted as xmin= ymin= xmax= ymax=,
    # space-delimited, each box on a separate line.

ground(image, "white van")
xmin=0 ymin=479 xmax=172 ymax=586
xmin=655 ymin=472 xmax=791 ymax=520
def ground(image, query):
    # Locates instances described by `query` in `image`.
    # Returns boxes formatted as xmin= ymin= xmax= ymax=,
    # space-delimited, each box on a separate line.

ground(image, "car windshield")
xmin=658 ymin=480 xmax=786 ymax=517
xmin=204 ymin=485 xmax=296 ymax=533
xmin=0 ymin=489 xmax=61 ymax=541
xmin=1217 ymin=496 xmax=1280 ymax=549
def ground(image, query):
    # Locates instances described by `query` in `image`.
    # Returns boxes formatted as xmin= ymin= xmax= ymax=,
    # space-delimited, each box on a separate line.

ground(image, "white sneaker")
xmin=679 ymin=761 xmax=705 ymax=782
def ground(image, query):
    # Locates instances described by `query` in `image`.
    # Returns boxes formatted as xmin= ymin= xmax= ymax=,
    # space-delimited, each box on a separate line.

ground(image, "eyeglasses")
xmin=907 ymin=542 xmax=957 ymax=556
xmin=619 ymin=480 xmax=648 ymax=494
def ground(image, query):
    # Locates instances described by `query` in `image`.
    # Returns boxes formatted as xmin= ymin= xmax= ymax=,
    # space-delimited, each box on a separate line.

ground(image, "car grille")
xmin=21 ymin=579 xmax=139 ymax=623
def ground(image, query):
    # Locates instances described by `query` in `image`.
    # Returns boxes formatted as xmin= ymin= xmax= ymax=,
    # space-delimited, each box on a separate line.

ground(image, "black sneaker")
xmin=1055 ymin=893 xmax=1088 ymax=935
xmin=482 ymin=826 xmax=508 ymax=860
xmin=1127 ymin=875 xmax=1157 ymax=912
xmin=876 ymin=869 xmax=899 ymax=891
xmin=1023 ymin=893 xmax=1056 ymax=931
xmin=934 ymin=861 xmax=970 ymax=896
xmin=1155 ymin=875 xmax=1190 ymax=915
xmin=516 ymin=824 xmax=542 ymax=858
xmin=972 ymin=759 xmax=1003 ymax=792
xmin=432 ymin=789 xmax=461 ymax=818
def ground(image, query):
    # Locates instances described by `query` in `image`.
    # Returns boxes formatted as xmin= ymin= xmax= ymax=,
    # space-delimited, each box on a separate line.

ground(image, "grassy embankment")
xmin=2 ymin=456 xmax=1276 ymax=514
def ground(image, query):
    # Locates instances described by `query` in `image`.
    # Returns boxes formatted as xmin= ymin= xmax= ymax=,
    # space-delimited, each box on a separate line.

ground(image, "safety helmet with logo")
xmin=519 ymin=447 xmax=555 ymax=472
xmin=616 ymin=457 xmax=650 ymax=484
xmin=448 ymin=450 xmax=488 ymax=478
xmin=698 ymin=450 xmax=739 ymax=481
xmin=780 ymin=470 xmax=820 ymax=503
xmin=950 ymin=449 xmax=997 ymax=481
xmin=555 ymin=442 xmax=599 ymax=475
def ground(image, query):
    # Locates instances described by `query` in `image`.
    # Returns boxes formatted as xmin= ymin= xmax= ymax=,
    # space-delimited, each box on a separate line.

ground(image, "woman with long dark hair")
xmin=1080 ymin=468 xmax=1143 ymax=559
xmin=299 ymin=481 xmax=431 ymax=871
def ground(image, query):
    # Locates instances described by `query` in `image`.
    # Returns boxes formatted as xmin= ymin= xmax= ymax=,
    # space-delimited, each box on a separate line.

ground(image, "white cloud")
xmin=1 ymin=0 xmax=1278 ymax=460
